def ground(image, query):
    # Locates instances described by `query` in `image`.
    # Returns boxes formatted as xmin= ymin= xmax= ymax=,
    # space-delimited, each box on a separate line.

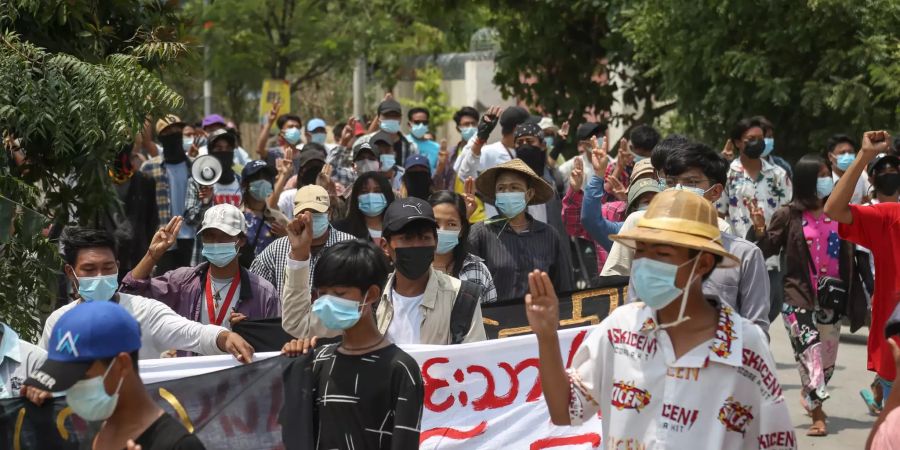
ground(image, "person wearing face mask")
xmin=122 ymin=206 xmax=280 ymax=333
xmin=753 ymin=115 xmax=793 ymax=179
xmin=0 ymin=322 xmax=46 ymax=402
xmin=432 ymin=107 xmax=479 ymax=193
xmin=140 ymin=114 xmax=197 ymax=275
xmin=469 ymin=159 xmax=572 ymax=300
xmin=238 ymin=160 xmax=290 ymax=268
xmin=748 ymin=154 xmax=867 ymax=436
xmin=527 ymin=189 xmax=795 ymax=449
xmin=601 ymin=124 xmax=661 ymax=204
xmin=401 ymin=154 xmax=436 ymax=200
xmin=366 ymin=130 xmax=405 ymax=192
xmin=196 ymin=114 xmax=250 ymax=168
xmin=27 ymin=302 xmax=207 ymax=449
xmin=454 ymin=105 xmax=530 ymax=182
xmin=251 ymin=185 xmax=355 ymax=299
xmin=558 ymin=122 xmax=604 ymax=190
xmin=257 ymin=112 xmax=303 ymax=168
xmin=428 ymin=191 xmax=497 ymax=304
xmin=825 ymin=134 xmax=870 ymax=205
xmin=41 ymin=227 xmax=255 ymax=362
xmin=354 ymin=97 xmax=417 ymax=167
xmin=405 ymin=107 xmax=440 ymax=170
xmin=332 ymin=172 xmax=395 ymax=242
xmin=304 ymin=117 xmax=333 ymax=150
xmin=279 ymin=239 xmax=423 ymax=450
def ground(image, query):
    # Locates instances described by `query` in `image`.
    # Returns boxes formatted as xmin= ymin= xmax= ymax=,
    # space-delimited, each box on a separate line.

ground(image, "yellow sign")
xmin=259 ymin=79 xmax=291 ymax=131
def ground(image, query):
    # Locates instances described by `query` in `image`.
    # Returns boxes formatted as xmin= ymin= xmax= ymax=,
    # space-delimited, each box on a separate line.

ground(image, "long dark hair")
xmin=344 ymin=172 xmax=395 ymax=238
xmin=793 ymin=153 xmax=827 ymax=211
xmin=428 ymin=191 xmax=469 ymax=277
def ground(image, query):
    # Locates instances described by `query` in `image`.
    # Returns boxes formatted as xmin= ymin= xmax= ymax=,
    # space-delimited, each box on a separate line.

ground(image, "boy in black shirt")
xmin=281 ymin=233 xmax=424 ymax=450
xmin=25 ymin=301 xmax=205 ymax=450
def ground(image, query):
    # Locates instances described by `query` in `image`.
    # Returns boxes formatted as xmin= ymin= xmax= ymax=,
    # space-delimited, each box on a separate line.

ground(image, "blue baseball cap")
xmin=306 ymin=118 xmax=327 ymax=133
xmin=26 ymin=302 xmax=141 ymax=392
xmin=404 ymin=154 xmax=430 ymax=172
xmin=241 ymin=160 xmax=275 ymax=179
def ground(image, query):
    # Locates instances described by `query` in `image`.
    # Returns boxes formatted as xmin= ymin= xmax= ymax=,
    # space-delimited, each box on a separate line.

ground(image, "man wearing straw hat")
xmin=525 ymin=189 xmax=796 ymax=449
xmin=469 ymin=158 xmax=573 ymax=301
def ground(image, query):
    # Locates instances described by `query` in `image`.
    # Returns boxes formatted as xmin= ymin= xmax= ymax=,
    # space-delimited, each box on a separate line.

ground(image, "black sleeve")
xmin=172 ymin=434 xmax=207 ymax=450
xmin=391 ymin=352 xmax=424 ymax=450
xmin=279 ymin=353 xmax=316 ymax=449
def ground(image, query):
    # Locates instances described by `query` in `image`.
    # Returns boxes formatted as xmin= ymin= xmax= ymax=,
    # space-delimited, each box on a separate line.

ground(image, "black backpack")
xmin=449 ymin=280 xmax=481 ymax=344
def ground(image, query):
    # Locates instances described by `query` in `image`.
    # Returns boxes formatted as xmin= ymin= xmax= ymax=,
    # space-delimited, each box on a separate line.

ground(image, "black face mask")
xmin=393 ymin=245 xmax=435 ymax=280
xmin=874 ymin=173 xmax=900 ymax=196
xmin=299 ymin=163 xmax=323 ymax=187
xmin=212 ymin=151 xmax=235 ymax=184
xmin=160 ymin=133 xmax=187 ymax=164
xmin=742 ymin=139 xmax=765 ymax=159
xmin=403 ymin=171 xmax=432 ymax=200
xmin=516 ymin=144 xmax=546 ymax=176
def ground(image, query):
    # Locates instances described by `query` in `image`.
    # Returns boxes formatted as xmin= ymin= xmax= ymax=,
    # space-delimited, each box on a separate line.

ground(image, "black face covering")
xmin=213 ymin=151 xmax=235 ymax=184
xmin=516 ymin=144 xmax=546 ymax=176
xmin=299 ymin=162 xmax=324 ymax=187
xmin=393 ymin=245 xmax=435 ymax=280
xmin=160 ymin=133 xmax=187 ymax=164
xmin=874 ymin=173 xmax=900 ymax=196
xmin=742 ymin=139 xmax=765 ymax=159
xmin=403 ymin=171 xmax=432 ymax=200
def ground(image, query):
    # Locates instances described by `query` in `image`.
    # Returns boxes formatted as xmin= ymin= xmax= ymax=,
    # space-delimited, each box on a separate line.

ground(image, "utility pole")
xmin=352 ymin=56 xmax=366 ymax=120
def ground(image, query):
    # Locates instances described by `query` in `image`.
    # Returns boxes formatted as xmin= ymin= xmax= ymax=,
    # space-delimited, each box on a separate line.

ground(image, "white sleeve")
xmin=453 ymin=136 xmax=481 ymax=180
xmin=281 ymin=259 xmax=341 ymax=339
xmin=567 ymin=326 xmax=606 ymax=426
xmin=278 ymin=190 xmax=294 ymax=218
xmin=141 ymin=298 xmax=226 ymax=356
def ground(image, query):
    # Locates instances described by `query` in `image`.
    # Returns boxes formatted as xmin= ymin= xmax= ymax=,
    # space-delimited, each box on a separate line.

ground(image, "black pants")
xmin=153 ymin=238 xmax=195 ymax=276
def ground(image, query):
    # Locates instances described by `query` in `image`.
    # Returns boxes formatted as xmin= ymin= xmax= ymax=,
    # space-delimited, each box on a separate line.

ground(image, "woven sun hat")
xmin=610 ymin=189 xmax=739 ymax=267
xmin=476 ymin=158 xmax=555 ymax=205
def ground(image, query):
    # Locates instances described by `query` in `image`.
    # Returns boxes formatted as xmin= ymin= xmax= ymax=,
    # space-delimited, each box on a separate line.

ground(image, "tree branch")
xmin=290 ymin=59 xmax=336 ymax=91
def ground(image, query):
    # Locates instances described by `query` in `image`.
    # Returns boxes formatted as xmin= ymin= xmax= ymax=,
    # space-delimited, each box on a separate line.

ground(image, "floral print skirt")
xmin=781 ymin=304 xmax=841 ymax=410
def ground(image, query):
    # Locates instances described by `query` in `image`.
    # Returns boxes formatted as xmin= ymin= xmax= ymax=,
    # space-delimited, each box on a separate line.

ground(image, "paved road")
xmin=769 ymin=320 xmax=877 ymax=448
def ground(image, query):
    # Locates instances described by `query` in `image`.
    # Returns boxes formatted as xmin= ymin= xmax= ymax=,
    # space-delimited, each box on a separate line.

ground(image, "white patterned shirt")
xmin=567 ymin=302 xmax=796 ymax=450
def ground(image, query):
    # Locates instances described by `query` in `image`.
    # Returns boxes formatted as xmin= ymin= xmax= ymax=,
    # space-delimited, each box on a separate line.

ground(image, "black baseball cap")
xmin=577 ymin=122 xmax=604 ymax=141
xmin=207 ymin=128 xmax=236 ymax=148
xmin=378 ymin=99 xmax=402 ymax=115
xmin=867 ymin=153 xmax=900 ymax=176
xmin=241 ymin=160 xmax=275 ymax=179
xmin=298 ymin=146 xmax=327 ymax=168
xmin=371 ymin=131 xmax=395 ymax=148
xmin=382 ymin=197 xmax=436 ymax=234
xmin=499 ymin=106 xmax=530 ymax=131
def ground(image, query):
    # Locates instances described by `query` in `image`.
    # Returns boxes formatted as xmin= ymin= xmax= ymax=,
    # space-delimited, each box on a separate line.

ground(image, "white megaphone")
xmin=191 ymin=155 xmax=223 ymax=186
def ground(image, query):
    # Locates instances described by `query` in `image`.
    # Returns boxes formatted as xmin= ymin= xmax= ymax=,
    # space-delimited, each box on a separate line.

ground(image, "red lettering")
xmin=467 ymin=364 xmax=501 ymax=410
xmin=531 ymin=433 xmax=601 ymax=449
xmin=420 ymin=421 xmax=488 ymax=444
xmin=566 ymin=330 xmax=588 ymax=368
xmin=422 ymin=357 xmax=454 ymax=412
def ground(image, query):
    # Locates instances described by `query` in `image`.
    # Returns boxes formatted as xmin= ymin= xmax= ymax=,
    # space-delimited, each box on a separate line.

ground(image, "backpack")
xmin=449 ymin=280 xmax=481 ymax=344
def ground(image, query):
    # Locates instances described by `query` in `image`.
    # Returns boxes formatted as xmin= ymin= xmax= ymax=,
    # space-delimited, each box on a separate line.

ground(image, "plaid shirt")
xmin=140 ymin=156 xmax=188 ymax=226
xmin=458 ymin=254 xmax=497 ymax=304
xmin=249 ymin=227 xmax=356 ymax=297
xmin=561 ymin=186 xmax=627 ymax=271
xmin=603 ymin=161 xmax=632 ymax=203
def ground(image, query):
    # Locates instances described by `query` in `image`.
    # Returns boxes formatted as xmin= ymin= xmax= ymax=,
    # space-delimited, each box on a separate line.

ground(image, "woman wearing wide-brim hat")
xmin=525 ymin=189 xmax=794 ymax=449
xmin=468 ymin=159 xmax=570 ymax=301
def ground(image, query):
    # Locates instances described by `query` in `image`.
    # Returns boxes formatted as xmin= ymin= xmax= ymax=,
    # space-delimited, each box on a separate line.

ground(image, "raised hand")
xmin=267 ymin=99 xmax=282 ymax=125
xmin=287 ymin=212 xmax=312 ymax=260
xmin=148 ymin=216 xmax=183 ymax=261
xmin=569 ymin=155 xmax=584 ymax=192
xmin=340 ymin=116 xmax=358 ymax=147
xmin=744 ymin=198 xmax=766 ymax=233
xmin=463 ymin=177 xmax=477 ymax=219
xmin=616 ymin=138 xmax=633 ymax=171
xmin=721 ymin=139 xmax=735 ymax=162
xmin=558 ymin=121 xmax=570 ymax=141
xmin=477 ymin=105 xmax=503 ymax=142
xmin=861 ymin=131 xmax=891 ymax=158
xmin=437 ymin=139 xmax=449 ymax=170
xmin=524 ymin=270 xmax=560 ymax=338
xmin=589 ymin=135 xmax=609 ymax=176
xmin=188 ymin=137 xmax=201 ymax=158
xmin=606 ymin=175 xmax=628 ymax=202
xmin=277 ymin=156 xmax=294 ymax=179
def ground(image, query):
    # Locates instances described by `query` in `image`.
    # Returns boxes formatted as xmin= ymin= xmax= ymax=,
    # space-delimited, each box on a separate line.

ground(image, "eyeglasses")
xmin=664 ymin=176 xmax=710 ymax=188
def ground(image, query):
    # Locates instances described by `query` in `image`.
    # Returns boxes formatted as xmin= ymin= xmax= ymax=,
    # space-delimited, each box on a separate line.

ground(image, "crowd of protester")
xmin=4 ymin=95 xmax=900 ymax=449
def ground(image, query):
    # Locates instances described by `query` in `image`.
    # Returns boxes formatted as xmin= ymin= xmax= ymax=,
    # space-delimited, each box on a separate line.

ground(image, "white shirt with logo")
xmin=214 ymin=179 xmax=242 ymax=207
xmin=568 ymin=302 xmax=796 ymax=450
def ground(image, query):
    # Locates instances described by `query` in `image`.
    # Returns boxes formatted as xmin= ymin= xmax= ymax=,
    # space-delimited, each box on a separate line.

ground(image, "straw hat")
xmin=476 ymin=159 xmax=555 ymax=204
xmin=610 ymin=190 xmax=738 ymax=267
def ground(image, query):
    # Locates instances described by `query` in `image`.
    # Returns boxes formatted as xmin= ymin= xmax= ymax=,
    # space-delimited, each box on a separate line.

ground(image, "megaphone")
xmin=191 ymin=155 xmax=222 ymax=186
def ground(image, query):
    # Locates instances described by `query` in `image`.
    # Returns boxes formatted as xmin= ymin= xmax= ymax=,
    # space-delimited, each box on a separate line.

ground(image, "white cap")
xmin=198 ymin=204 xmax=247 ymax=236
xmin=538 ymin=117 xmax=558 ymax=131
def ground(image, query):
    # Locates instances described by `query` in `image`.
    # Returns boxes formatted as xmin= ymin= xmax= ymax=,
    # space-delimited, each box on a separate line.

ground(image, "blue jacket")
xmin=581 ymin=175 xmax=624 ymax=251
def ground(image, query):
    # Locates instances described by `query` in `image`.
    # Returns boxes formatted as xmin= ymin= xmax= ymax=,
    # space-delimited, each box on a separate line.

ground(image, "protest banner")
xmin=0 ymin=328 xmax=603 ymax=449
xmin=259 ymin=79 xmax=291 ymax=131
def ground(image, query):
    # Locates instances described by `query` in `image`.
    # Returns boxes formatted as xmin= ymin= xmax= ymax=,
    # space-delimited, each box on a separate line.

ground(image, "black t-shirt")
xmin=312 ymin=343 xmax=424 ymax=450
xmin=132 ymin=413 xmax=206 ymax=450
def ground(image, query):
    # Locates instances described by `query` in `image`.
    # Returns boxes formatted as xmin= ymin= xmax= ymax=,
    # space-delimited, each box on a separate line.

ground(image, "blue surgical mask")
xmin=816 ymin=176 xmax=834 ymax=198
xmin=632 ymin=153 xmax=646 ymax=163
xmin=182 ymin=137 xmax=194 ymax=152
xmin=836 ymin=153 xmax=855 ymax=171
xmin=312 ymin=213 xmax=330 ymax=238
xmin=667 ymin=184 xmax=710 ymax=198
xmin=312 ymin=295 xmax=365 ymax=329
xmin=380 ymin=119 xmax=401 ymax=134
xmin=76 ymin=274 xmax=118 ymax=302
xmin=544 ymin=136 xmax=555 ymax=149
xmin=358 ymin=193 xmax=387 ymax=217
xmin=762 ymin=138 xmax=775 ymax=157
xmin=202 ymin=242 xmax=238 ymax=267
xmin=495 ymin=192 xmax=528 ymax=218
xmin=411 ymin=123 xmax=429 ymax=139
xmin=249 ymin=179 xmax=273 ymax=201
xmin=66 ymin=359 xmax=123 ymax=421
xmin=379 ymin=154 xmax=396 ymax=170
xmin=436 ymin=229 xmax=460 ymax=255
xmin=632 ymin=256 xmax=700 ymax=329
xmin=283 ymin=127 xmax=302 ymax=145
xmin=310 ymin=133 xmax=327 ymax=145
xmin=356 ymin=159 xmax=380 ymax=174
xmin=460 ymin=126 xmax=476 ymax=141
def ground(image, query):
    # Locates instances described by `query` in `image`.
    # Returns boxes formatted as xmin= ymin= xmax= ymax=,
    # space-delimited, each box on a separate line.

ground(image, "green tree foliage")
xmin=0 ymin=1 xmax=183 ymax=340
xmin=401 ymin=65 xmax=452 ymax=126
xmin=624 ymin=0 xmax=900 ymax=157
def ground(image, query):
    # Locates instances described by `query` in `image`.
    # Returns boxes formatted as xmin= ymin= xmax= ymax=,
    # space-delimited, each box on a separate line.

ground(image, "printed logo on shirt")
xmin=660 ymin=403 xmax=700 ymax=431
xmin=215 ymin=194 xmax=241 ymax=206
xmin=611 ymin=381 xmax=651 ymax=412
xmin=711 ymin=306 xmax=737 ymax=359
xmin=740 ymin=348 xmax=783 ymax=400
xmin=758 ymin=430 xmax=797 ymax=449
xmin=717 ymin=396 xmax=754 ymax=435
xmin=605 ymin=436 xmax=647 ymax=450
xmin=639 ymin=317 xmax=656 ymax=332
xmin=607 ymin=328 xmax=658 ymax=360
xmin=666 ymin=367 xmax=700 ymax=382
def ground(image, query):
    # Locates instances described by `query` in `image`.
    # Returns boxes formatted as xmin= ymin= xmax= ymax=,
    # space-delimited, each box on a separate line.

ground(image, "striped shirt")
xmin=457 ymin=254 xmax=498 ymax=304
xmin=468 ymin=215 xmax=572 ymax=301
xmin=249 ymin=227 xmax=356 ymax=297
